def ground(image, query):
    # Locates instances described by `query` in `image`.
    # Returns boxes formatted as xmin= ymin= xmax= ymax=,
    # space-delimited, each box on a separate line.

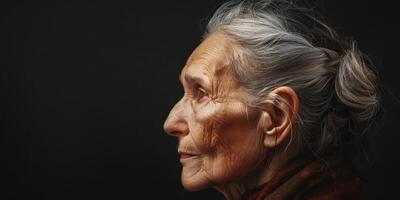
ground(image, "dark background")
xmin=1 ymin=0 xmax=399 ymax=199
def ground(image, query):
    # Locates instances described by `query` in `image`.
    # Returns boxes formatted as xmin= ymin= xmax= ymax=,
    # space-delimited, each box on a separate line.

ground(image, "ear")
xmin=258 ymin=86 xmax=299 ymax=148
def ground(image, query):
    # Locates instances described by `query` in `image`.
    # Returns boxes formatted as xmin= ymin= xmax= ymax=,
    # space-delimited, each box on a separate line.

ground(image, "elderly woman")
xmin=163 ymin=0 xmax=379 ymax=199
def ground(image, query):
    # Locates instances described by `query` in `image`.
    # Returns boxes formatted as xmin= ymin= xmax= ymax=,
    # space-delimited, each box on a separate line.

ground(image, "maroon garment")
xmin=241 ymin=154 xmax=363 ymax=200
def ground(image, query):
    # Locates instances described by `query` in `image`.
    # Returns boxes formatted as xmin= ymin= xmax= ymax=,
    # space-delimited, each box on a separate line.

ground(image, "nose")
xmin=163 ymin=100 xmax=189 ymax=137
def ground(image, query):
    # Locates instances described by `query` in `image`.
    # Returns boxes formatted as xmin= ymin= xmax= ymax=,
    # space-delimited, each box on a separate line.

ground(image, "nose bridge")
xmin=163 ymin=97 xmax=189 ymax=136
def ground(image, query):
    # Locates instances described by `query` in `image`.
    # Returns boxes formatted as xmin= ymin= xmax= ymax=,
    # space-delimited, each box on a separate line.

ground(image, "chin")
xmin=182 ymin=182 xmax=208 ymax=192
xmin=181 ymin=171 xmax=212 ymax=191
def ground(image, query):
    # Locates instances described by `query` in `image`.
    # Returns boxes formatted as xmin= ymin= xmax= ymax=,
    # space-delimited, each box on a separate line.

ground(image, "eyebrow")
xmin=179 ymin=72 xmax=208 ymax=87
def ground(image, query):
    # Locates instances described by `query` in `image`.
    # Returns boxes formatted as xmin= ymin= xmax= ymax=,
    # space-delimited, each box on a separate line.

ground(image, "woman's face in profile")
xmin=164 ymin=33 xmax=267 ymax=191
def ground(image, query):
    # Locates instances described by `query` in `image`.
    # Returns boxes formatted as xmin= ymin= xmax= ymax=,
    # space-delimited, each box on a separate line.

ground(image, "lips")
xmin=178 ymin=150 xmax=199 ymax=160
xmin=179 ymin=152 xmax=196 ymax=159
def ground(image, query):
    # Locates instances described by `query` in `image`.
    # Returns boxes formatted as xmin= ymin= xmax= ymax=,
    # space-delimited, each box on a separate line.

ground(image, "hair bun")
xmin=335 ymin=42 xmax=380 ymax=125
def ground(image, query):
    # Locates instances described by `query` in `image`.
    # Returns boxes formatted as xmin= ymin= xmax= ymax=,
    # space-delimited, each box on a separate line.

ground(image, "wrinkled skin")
xmin=163 ymin=32 xmax=269 ymax=192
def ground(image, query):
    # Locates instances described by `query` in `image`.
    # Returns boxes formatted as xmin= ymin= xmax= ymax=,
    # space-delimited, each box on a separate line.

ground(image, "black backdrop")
xmin=1 ymin=1 xmax=400 ymax=199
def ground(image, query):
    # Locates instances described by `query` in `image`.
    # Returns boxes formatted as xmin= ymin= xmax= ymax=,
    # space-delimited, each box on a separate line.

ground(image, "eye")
xmin=196 ymin=87 xmax=208 ymax=103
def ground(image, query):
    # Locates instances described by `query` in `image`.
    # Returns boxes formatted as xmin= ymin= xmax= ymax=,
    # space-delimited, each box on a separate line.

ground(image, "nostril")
xmin=163 ymin=122 xmax=179 ymax=136
xmin=170 ymin=131 xmax=181 ymax=136
xmin=164 ymin=121 xmax=189 ymax=137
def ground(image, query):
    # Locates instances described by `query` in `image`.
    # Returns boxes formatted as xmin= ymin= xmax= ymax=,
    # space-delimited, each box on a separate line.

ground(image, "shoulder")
xmin=270 ymin=154 xmax=364 ymax=200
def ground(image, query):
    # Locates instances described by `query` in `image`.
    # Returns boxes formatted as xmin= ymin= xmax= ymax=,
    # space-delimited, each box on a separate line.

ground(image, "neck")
xmin=213 ymin=149 xmax=294 ymax=200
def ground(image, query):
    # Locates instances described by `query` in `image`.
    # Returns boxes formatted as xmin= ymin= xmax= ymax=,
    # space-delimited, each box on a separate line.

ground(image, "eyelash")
xmin=195 ymin=87 xmax=208 ymax=103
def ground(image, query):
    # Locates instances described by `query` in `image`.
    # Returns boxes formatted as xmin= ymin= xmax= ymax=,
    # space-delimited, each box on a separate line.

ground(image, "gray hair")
xmin=204 ymin=0 xmax=380 ymax=155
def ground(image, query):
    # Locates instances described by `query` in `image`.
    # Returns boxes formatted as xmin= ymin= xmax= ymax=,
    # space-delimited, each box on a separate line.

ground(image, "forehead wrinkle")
xmin=180 ymin=32 xmax=240 ymax=96
xmin=188 ymin=33 xmax=234 ymax=75
xmin=180 ymin=64 xmax=211 ymax=87
xmin=193 ymin=55 xmax=232 ymax=90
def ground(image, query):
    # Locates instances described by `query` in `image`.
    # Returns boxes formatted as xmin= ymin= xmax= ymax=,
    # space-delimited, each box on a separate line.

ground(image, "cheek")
xmin=190 ymin=102 xmax=224 ymax=152
xmin=216 ymin=105 xmax=265 ymax=180
xmin=192 ymin=101 xmax=265 ymax=182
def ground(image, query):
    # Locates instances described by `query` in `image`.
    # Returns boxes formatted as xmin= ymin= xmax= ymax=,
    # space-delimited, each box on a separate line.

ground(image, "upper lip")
xmin=178 ymin=150 xmax=199 ymax=156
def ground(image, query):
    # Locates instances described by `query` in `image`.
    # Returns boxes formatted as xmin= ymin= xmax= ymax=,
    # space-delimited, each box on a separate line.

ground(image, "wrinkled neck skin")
xmin=213 ymin=148 xmax=294 ymax=200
